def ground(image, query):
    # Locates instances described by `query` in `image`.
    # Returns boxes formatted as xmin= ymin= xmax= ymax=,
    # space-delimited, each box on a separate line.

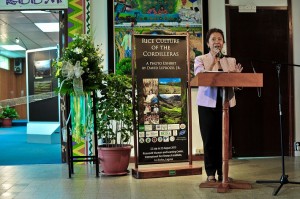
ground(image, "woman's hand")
xmin=235 ymin=63 xmax=243 ymax=72
xmin=211 ymin=47 xmax=220 ymax=57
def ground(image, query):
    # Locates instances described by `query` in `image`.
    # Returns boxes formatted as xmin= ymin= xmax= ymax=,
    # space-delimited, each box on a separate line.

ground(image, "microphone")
xmin=216 ymin=51 xmax=224 ymax=59
xmin=250 ymin=60 xmax=262 ymax=98
xmin=214 ymin=47 xmax=224 ymax=58
xmin=250 ymin=61 xmax=256 ymax=73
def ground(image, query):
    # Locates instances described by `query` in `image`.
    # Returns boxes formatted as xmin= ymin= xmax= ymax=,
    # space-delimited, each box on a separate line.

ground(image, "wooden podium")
xmin=190 ymin=72 xmax=263 ymax=193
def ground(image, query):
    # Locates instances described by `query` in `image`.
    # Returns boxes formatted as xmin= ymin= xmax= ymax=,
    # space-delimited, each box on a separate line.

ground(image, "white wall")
xmin=91 ymin=0 xmax=108 ymax=72
xmin=292 ymin=0 xmax=300 ymax=156
xmin=91 ymin=0 xmax=300 ymax=156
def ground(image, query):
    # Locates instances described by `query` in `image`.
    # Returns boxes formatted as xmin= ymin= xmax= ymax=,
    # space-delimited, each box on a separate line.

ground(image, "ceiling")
xmin=0 ymin=10 xmax=59 ymax=58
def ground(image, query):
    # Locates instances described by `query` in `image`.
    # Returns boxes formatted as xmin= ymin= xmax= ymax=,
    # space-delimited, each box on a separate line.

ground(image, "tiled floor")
xmin=0 ymin=157 xmax=300 ymax=199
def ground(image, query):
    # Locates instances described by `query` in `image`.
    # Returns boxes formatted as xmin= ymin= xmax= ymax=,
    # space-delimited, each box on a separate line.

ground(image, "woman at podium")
xmin=194 ymin=28 xmax=242 ymax=182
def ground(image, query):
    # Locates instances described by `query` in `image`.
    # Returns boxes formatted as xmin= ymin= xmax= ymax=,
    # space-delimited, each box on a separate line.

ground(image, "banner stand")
xmin=132 ymin=164 xmax=202 ymax=179
xmin=131 ymin=33 xmax=202 ymax=179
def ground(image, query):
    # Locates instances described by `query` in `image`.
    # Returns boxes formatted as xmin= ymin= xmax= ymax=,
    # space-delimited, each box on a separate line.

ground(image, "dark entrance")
xmin=226 ymin=7 xmax=293 ymax=157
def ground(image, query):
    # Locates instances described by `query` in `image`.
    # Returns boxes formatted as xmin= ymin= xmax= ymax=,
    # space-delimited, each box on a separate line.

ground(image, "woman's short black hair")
xmin=205 ymin=28 xmax=225 ymax=43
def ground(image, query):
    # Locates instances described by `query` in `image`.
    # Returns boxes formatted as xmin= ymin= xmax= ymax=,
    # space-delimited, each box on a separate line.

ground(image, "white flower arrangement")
xmin=53 ymin=34 xmax=104 ymax=94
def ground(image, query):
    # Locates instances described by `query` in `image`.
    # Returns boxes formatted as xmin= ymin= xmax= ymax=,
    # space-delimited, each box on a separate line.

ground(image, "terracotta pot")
xmin=1 ymin=118 xmax=12 ymax=127
xmin=98 ymin=145 xmax=132 ymax=175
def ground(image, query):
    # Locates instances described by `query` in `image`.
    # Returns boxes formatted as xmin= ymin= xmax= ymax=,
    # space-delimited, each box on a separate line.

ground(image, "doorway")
xmin=0 ymin=9 xmax=67 ymax=165
xmin=226 ymin=7 xmax=293 ymax=157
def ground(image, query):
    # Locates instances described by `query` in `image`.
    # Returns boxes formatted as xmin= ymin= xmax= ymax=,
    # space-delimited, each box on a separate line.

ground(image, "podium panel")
xmin=190 ymin=72 xmax=263 ymax=87
xmin=191 ymin=72 xmax=263 ymax=193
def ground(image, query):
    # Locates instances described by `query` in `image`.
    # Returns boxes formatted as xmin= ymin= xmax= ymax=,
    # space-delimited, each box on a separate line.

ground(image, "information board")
xmin=135 ymin=34 xmax=188 ymax=164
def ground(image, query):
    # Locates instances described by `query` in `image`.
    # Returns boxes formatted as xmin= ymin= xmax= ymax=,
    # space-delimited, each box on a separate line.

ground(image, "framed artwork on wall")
xmin=107 ymin=0 xmax=208 ymax=74
xmin=33 ymin=59 xmax=52 ymax=78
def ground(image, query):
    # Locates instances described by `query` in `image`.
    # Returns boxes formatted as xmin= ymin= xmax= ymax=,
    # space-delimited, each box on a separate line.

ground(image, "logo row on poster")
xmin=139 ymin=123 xmax=187 ymax=144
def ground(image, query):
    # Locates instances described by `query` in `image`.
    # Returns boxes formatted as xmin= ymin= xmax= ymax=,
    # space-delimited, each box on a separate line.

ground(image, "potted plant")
xmin=96 ymin=73 xmax=133 ymax=175
xmin=0 ymin=106 xmax=19 ymax=127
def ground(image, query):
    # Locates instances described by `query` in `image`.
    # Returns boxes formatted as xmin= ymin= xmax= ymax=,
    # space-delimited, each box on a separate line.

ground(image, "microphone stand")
xmin=256 ymin=61 xmax=300 ymax=196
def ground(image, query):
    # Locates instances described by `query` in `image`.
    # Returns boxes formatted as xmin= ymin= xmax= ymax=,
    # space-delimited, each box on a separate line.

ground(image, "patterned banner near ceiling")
xmin=68 ymin=0 xmax=84 ymax=42
xmin=86 ymin=0 xmax=91 ymax=34
xmin=83 ymin=0 xmax=93 ymax=158
xmin=67 ymin=0 xmax=86 ymax=162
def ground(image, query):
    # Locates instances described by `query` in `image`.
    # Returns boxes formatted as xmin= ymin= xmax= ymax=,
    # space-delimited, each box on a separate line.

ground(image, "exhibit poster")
xmin=135 ymin=35 xmax=188 ymax=164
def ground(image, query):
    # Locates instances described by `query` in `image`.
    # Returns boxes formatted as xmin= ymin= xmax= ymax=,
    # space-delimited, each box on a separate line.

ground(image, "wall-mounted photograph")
xmin=34 ymin=59 xmax=52 ymax=78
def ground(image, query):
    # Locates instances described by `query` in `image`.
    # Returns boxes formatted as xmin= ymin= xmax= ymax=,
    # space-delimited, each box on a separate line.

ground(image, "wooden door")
xmin=227 ymin=7 xmax=293 ymax=157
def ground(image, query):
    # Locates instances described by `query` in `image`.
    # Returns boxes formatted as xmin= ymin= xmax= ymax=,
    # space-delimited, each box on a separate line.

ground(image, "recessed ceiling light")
xmin=0 ymin=45 xmax=26 ymax=51
xmin=35 ymin=23 xmax=59 ymax=32
xmin=21 ymin=10 xmax=50 ymax=14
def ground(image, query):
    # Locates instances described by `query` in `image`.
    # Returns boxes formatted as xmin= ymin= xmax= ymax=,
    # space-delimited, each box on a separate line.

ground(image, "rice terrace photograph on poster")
xmin=113 ymin=0 xmax=203 ymax=74
xmin=158 ymin=78 xmax=182 ymax=124
xmin=159 ymin=93 xmax=182 ymax=124
xmin=159 ymin=77 xmax=181 ymax=94
xmin=141 ymin=78 xmax=182 ymax=125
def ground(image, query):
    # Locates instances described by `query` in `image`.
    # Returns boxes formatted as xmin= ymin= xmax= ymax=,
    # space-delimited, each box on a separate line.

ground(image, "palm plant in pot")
xmin=0 ymin=106 xmax=19 ymax=127
xmin=96 ymin=73 xmax=133 ymax=175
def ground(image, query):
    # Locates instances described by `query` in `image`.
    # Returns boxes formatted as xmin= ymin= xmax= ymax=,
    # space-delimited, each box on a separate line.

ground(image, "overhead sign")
xmin=0 ymin=0 xmax=68 ymax=10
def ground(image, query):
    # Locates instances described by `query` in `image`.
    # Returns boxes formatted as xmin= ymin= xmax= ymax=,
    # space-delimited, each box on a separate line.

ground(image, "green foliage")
xmin=136 ymin=0 xmax=178 ymax=13
xmin=116 ymin=57 xmax=132 ymax=76
xmin=96 ymin=74 xmax=133 ymax=147
xmin=0 ymin=106 xmax=19 ymax=119
xmin=52 ymin=34 xmax=105 ymax=94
